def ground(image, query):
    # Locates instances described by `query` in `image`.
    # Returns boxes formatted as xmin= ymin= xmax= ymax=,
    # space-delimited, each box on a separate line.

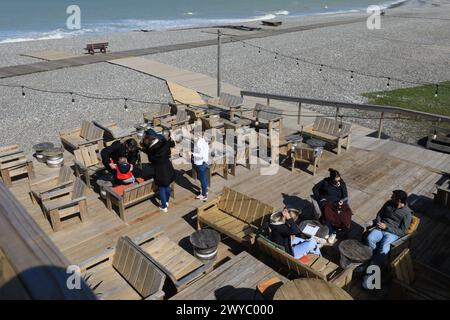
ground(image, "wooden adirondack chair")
xmin=290 ymin=146 xmax=321 ymax=176
xmin=73 ymin=145 xmax=105 ymax=188
xmin=29 ymin=165 xmax=74 ymax=205
xmin=92 ymin=120 xmax=136 ymax=146
xmin=390 ymin=248 xmax=450 ymax=300
xmin=41 ymin=178 xmax=88 ymax=231
xmin=0 ymin=145 xmax=34 ymax=187
xmin=143 ymin=104 xmax=172 ymax=124
xmin=80 ymin=236 xmax=166 ymax=300
xmin=160 ymin=110 xmax=190 ymax=130
xmin=208 ymin=93 xmax=244 ymax=120
xmin=59 ymin=120 xmax=104 ymax=151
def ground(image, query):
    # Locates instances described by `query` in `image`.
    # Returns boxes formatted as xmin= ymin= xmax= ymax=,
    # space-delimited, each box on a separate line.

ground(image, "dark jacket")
xmin=101 ymin=140 xmax=139 ymax=172
xmin=269 ymin=218 xmax=301 ymax=256
xmin=312 ymin=178 xmax=348 ymax=205
xmin=144 ymin=138 xmax=176 ymax=186
xmin=373 ymin=201 xmax=412 ymax=237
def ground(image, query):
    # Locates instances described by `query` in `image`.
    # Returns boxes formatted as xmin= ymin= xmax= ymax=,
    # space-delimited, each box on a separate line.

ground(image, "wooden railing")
xmin=241 ymin=91 xmax=450 ymax=139
xmin=0 ymin=182 xmax=96 ymax=299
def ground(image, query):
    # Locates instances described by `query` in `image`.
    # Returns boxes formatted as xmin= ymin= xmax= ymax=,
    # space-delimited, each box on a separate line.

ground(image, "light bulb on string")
xmin=350 ymin=71 xmax=354 ymax=81
xmin=386 ymin=77 xmax=391 ymax=88
xmin=319 ymin=64 xmax=323 ymax=73
xmin=258 ymin=47 xmax=261 ymax=54
xmin=432 ymin=129 xmax=437 ymax=140
xmin=71 ymin=92 xmax=75 ymax=104
xmin=124 ymin=98 xmax=128 ymax=112
xmin=296 ymin=59 xmax=299 ymax=67
xmin=275 ymin=53 xmax=278 ymax=60
xmin=22 ymin=86 xmax=25 ymax=98
xmin=435 ymin=84 xmax=439 ymax=97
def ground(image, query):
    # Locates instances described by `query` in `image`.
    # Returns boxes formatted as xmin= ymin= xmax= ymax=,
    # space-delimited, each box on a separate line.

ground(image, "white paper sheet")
xmin=302 ymin=224 xmax=320 ymax=237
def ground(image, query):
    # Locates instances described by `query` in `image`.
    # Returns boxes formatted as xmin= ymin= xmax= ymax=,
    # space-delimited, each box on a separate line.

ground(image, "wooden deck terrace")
xmin=3 ymin=120 xmax=450 ymax=300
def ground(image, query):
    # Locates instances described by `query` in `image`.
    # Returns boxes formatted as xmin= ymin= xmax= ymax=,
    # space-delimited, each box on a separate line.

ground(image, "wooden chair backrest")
xmin=255 ymin=103 xmax=281 ymax=121
xmin=112 ymin=236 xmax=166 ymax=298
xmin=80 ymin=121 xmax=104 ymax=141
xmin=294 ymin=147 xmax=315 ymax=163
xmin=57 ymin=165 xmax=73 ymax=184
xmin=0 ymin=144 xmax=19 ymax=156
xmin=201 ymin=115 xmax=221 ymax=130
xmin=219 ymin=93 xmax=243 ymax=108
xmin=312 ymin=118 xmax=351 ymax=137
xmin=175 ymin=110 xmax=188 ymax=123
xmin=71 ymin=178 xmax=86 ymax=200
xmin=159 ymin=104 xmax=172 ymax=116
xmin=217 ymin=187 xmax=274 ymax=227
xmin=256 ymin=234 xmax=328 ymax=280
xmin=122 ymin=179 xmax=155 ymax=204
xmin=74 ymin=145 xmax=100 ymax=167
xmin=391 ymin=248 xmax=415 ymax=285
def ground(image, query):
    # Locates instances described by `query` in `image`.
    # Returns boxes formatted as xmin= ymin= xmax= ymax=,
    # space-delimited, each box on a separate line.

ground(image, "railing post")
xmin=335 ymin=107 xmax=340 ymax=120
xmin=297 ymin=102 xmax=302 ymax=125
xmin=267 ymin=98 xmax=270 ymax=106
xmin=378 ymin=112 xmax=384 ymax=139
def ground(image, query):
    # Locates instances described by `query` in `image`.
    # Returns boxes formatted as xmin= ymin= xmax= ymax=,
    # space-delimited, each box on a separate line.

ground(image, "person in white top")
xmin=192 ymin=134 xmax=209 ymax=201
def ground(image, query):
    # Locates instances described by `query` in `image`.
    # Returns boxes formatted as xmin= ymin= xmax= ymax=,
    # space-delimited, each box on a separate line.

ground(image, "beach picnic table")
xmin=170 ymin=251 xmax=288 ymax=300
xmin=273 ymin=278 xmax=353 ymax=300
xmin=338 ymin=239 xmax=372 ymax=268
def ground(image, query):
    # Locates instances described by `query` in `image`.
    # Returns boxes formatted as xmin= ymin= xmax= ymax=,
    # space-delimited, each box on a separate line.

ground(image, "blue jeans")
xmin=291 ymin=237 xmax=321 ymax=259
xmin=195 ymin=163 xmax=208 ymax=197
xmin=366 ymin=229 xmax=399 ymax=267
xmin=158 ymin=185 xmax=171 ymax=209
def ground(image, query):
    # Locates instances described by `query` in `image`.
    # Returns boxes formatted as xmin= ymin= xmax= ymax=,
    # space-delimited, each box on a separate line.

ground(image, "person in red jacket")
xmin=110 ymin=157 xmax=136 ymax=185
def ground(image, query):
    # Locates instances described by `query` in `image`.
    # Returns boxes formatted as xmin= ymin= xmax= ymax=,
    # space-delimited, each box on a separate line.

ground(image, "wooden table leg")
xmin=49 ymin=209 xmax=62 ymax=231
xmin=26 ymin=161 xmax=35 ymax=179
xmin=1 ymin=169 xmax=12 ymax=187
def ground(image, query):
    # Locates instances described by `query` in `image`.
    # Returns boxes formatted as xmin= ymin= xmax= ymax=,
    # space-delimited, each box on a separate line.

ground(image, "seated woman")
xmin=312 ymin=168 xmax=352 ymax=244
xmin=269 ymin=208 xmax=321 ymax=259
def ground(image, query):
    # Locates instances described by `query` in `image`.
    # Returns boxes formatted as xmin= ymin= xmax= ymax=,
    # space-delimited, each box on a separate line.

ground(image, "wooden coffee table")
xmin=274 ymin=278 xmax=353 ymax=300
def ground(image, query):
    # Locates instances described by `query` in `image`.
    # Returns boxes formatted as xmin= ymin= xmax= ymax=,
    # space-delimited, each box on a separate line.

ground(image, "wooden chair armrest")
xmin=132 ymin=226 xmax=164 ymax=245
xmin=41 ymin=186 xmax=73 ymax=201
xmin=78 ymin=137 xmax=103 ymax=146
xmin=79 ymin=247 xmax=115 ymax=272
xmin=29 ymin=174 xmax=59 ymax=188
xmin=74 ymin=160 xmax=88 ymax=172
xmin=390 ymin=235 xmax=410 ymax=249
xmin=59 ymin=127 xmax=81 ymax=136
xmin=145 ymin=290 xmax=165 ymax=300
xmin=33 ymin=180 xmax=74 ymax=195
xmin=44 ymin=196 xmax=86 ymax=212
xmin=104 ymin=186 xmax=122 ymax=201
xmin=197 ymin=198 xmax=220 ymax=213
xmin=173 ymin=262 xmax=213 ymax=291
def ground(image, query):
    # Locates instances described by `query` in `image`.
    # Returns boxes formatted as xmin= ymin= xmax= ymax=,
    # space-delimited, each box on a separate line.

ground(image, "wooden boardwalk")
xmin=0 ymin=16 xmax=368 ymax=79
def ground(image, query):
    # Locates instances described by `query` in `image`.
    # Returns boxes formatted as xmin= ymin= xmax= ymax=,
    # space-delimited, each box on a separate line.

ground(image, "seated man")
xmin=364 ymin=190 xmax=412 ymax=268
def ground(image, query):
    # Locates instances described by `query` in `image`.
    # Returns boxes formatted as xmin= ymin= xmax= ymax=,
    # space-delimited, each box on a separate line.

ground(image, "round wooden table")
xmin=274 ymin=278 xmax=353 ymax=300
xmin=338 ymin=239 xmax=372 ymax=268
xmin=190 ymin=229 xmax=221 ymax=261
xmin=299 ymin=219 xmax=329 ymax=239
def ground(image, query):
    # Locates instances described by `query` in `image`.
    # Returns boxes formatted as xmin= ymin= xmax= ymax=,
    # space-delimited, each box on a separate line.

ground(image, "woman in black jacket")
xmin=269 ymin=208 xmax=320 ymax=259
xmin=101 ymin=139 xmax=140 ymax=176
xmin=141 ymin=134 xmax=176 ymax=212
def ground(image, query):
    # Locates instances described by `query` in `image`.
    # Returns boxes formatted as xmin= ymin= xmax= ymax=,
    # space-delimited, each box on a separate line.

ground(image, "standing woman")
xmin=312 ymin=168 xmax=352 ymax=244
xmin=141 ymin=134 xmax=176 ymax=212
xmin=191 ymin=132 xmax=209 ymax=201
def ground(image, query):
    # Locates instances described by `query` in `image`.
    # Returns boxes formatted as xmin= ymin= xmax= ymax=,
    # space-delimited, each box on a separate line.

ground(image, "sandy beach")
xmin=1 ymin=0 xmax=449 ymax=151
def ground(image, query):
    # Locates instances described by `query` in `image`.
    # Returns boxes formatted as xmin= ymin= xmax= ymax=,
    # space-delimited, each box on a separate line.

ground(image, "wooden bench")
xmin=390 ymin=248 xmax=450 ymax=299
xmin=104 ymin=179 xmax=175 ymax=221
xmin=84 ymin=42 xmax=108 ymax=54
xmin=81 ymin=236 xmax=166 ymax=300
xmin=73 ymin=145 xmax=105 ymax=188
xmin=92 ymin=120 xmax=136 ymax=146
xmin=302 ymin=117 xmax=352 ymax=155
xmin=256 ymin=231 xmax=352 ymax=288
xmin=0 ymin=145 xmax=34 ymax=187
xmin=426 ymin=126 xmax=450 ymax=153
xmin=197 ymin=187 xmax=274 ymax=245
xmin=60 ymin=120 xmax=104 ymax=151
xmin=140 ymin=233 xmax=212 ymax=292
xmin=41 ymin=177 xmax=88 ymax=231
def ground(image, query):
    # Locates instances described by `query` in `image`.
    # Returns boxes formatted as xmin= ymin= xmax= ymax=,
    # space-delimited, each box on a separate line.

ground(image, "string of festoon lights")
xmin=0 ymin=82 xmax=446 ymax=124
xmin=224 ymin=34 xmax=448 ymax=97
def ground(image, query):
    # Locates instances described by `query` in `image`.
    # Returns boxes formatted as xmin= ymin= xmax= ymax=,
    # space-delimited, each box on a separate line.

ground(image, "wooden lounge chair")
xmin=254 ymin=103 xmax=284 ymax=150
xmin=0 ymin=145 xmax=34 ymax=187
xmin=208 ymin=92 xmax=244 ymax=120
xmin=140 ymin=233 xmax=212 ymax=292
xmin=197 ymin=187 xmax=274 ymax=245
xmin=389 ymin=214 xmax=420 ymax=263
xmin=104 ymin=180 xmax=176 ymax=221
xmin=92 ymin=120 xmax=136 ymax=146
xmin=160 ymin=110 xmax=190 ymax=130
xmin=73 ymin=145 xmax=105 ymax=188
xmin=290 ymin=145 xmax=321 ymax=176
xmin=255 ymin=231 xmax=352 ymax=288
xmin=390 ymin=248 xmax=450 ymax=299
xmin=186 ymin=106 xmax=207 ymax=123
xmin=302 ymin=117 xmax=351 ymax=155
xmin=41 ymin=177 xmax=88 ymax=231
xmin=29 ymin=165 xmax=74 ymax=205
xmin=59 ymin=120 xmax=104 ymax=151
xmin=81 ymin=236 xmax=166 ymax=300
xmin=143 ymin=104 xmax=172 ymax=124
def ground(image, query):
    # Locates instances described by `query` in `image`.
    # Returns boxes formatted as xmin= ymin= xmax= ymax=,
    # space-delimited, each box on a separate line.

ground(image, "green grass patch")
xmin=363 ymin=81 xmax=450 ymax=117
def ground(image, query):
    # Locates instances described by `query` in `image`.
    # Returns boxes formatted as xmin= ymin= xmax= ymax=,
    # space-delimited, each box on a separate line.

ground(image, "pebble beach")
xmin=1 ymin=0 xmax=449 ymax=151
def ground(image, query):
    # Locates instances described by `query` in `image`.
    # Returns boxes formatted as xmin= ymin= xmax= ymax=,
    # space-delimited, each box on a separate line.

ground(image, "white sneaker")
xmin=327 ymin=233 xmax=337 ymax=244
xmin=159 ymin=207 xmax=168 ymax=213
xmin=195 ymin=194 xmax=203 ymax=199
xmin=324 ymin=234 xmax=330 ymax=240
xmin=166 ymin=202 xmax=169 ymax=208
xmin=313 ymin=236 xmax=327 ymax=245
